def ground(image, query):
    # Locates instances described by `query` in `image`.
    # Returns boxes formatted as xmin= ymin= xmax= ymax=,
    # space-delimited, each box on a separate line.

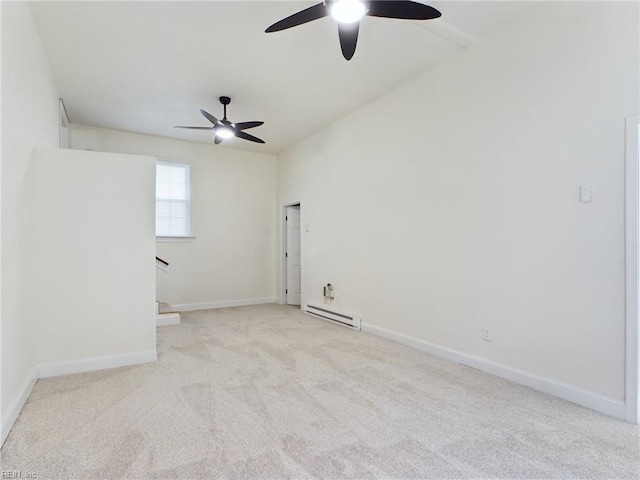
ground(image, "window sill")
xmin=156 ymin=236 xmax=196 ymax=243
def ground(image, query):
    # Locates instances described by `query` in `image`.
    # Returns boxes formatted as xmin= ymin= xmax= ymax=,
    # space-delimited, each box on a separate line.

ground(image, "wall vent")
xmin=304 ymin=304 xmax=361 ymax=330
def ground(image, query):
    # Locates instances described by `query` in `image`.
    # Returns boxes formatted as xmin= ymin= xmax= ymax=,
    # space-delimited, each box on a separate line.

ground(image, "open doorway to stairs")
xmin=282 ymin=203 xmax=301 ymax=306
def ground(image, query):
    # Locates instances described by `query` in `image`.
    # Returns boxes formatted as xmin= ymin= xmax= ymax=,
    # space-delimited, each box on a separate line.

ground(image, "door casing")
xmin=625 ymin=115 xmax=639 ymax=424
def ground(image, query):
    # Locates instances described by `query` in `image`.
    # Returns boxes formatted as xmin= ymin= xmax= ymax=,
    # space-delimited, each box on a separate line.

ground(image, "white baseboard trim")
xmin=172 ymin=297 xmax=278 ymax=312
xmin=1 ymin=368 xmax=38 ymax=447
xmin=361 ymin=322 xmax=627 ymax=421
xmin=2 ymin=351 xmax=157 ymax=445
xmin=38 ymin=350 xmax=157 ymax=378
xmin=156 ymin=312 xmax=181 ymax=326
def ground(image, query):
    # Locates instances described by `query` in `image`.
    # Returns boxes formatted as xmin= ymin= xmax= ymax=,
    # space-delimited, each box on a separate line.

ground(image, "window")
xmin=156 ymin=161 xmax=192 ymax=238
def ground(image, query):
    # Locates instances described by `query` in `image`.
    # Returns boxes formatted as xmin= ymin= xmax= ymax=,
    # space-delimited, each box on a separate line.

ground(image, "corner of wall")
xmin=1 ymin=0 xmax=60 ymax=446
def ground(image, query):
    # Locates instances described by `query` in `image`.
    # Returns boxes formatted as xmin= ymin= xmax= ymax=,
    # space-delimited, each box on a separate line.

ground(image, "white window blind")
xmin=156 ymin=161 xmax=192 ymax=237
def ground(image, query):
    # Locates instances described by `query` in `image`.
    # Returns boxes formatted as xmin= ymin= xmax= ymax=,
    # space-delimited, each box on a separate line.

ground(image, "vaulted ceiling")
xmin=30 ymin=1 xmax=537 ymax=154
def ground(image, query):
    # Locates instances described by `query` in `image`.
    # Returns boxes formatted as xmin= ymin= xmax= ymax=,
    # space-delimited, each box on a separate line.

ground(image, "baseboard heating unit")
xmin=304 ymin=304 xmax=361 ymax=330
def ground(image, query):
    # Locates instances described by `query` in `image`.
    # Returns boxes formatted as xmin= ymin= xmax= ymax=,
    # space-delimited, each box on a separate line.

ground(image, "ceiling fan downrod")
xmin=219 ymin=96 xmax=231 ymax=121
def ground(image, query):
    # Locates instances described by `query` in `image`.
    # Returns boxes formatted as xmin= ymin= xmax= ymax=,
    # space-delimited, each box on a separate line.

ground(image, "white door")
xmin=286 ymin=206 xmax=301 ymax=305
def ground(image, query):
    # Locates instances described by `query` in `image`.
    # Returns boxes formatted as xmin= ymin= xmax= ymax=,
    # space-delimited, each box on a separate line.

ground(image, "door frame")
xmin=626 ymin=115 xmax=640 ymax=424
xmin=281 ymin=201 xmax=301 ymax=306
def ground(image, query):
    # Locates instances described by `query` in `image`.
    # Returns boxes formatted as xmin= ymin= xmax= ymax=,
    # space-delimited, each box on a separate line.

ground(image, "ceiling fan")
xmin=265 ymin=0 xmax=441 ymax=60
xmin=174 ymin=96 xmax=265 ymax=144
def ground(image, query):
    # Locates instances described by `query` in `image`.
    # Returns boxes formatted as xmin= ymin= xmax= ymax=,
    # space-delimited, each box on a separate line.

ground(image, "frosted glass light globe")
xmin=215 ymin=126 xmax=235 ymax=139
xmin=331 ymin=0 xmax=366 ymax=24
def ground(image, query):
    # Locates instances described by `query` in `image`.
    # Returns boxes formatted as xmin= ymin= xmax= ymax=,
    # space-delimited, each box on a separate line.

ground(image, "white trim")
xmin=281 ymin=206 xmax=287 ymax=305
xmin=362 ymin=322 xmax=627 ymax=421
xmin=156 ymin=312 xmax=181 ymax=326
xmin=172 ymin=297 xmax=277 ymax=312
xmin=626 ymin=114 xmax=640 ymax=424
xmin=37 ymin=350 xmax=157 ymax=378
xmin=1 ymin=368 xmax=38 ymax=447
xmin=2 ymin=351 xmax=157 ymax=445
xmin=156 ymin=236 xmax=196 ymax=243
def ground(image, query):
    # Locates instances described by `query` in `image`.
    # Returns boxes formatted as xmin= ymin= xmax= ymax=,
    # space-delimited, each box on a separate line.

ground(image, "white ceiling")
xmin=30 ymin=1 xmax=537 ymax=154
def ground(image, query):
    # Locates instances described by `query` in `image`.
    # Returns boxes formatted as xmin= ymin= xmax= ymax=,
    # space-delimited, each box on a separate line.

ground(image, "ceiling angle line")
xmin=412 ymin=18 xmax=477 ymax=49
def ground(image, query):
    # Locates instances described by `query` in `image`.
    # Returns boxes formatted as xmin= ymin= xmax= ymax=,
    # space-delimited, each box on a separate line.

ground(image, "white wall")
xmin=30 ymin=147 xmax=157 ymax=364
xmin=71 ymin=125 xmax=277 ymax=307
xmin=1 ymin=1 xmax=59 ymax=439
xmin=277 ymin=2 xmax=639 ymax=402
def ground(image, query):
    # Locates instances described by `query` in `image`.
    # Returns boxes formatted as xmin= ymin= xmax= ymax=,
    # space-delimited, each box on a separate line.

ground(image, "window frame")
xmin=155 ymin=159 xmax=195 ymax=241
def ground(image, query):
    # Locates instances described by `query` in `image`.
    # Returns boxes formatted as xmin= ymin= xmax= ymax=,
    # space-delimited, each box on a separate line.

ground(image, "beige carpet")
xmin=1 ymin=304 xmax=638 ymax=479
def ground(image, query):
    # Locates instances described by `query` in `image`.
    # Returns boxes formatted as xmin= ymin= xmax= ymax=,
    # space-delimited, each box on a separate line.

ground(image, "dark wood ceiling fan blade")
xmin=214 ymin=136 xmax=223 ymax=144
xmin=236 ymin=131 xmax=266 ymax=144
xmin=174 ymin=126 xmax=214 ymax=130
xmin=366 ymin=1 xmax=441 ymax=20
xmin=265 ymin=3 xmax=328 ymax=33
xmin=234 ymin=121 xmax=264 ymax=131
xmin=338 ymin=22 xmax=359 ymax=60
xmin=200 ymin=109 xmax=221 ymax=125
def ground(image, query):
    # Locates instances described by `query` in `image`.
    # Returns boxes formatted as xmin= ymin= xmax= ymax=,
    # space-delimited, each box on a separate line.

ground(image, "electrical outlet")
xmin=481 ymin=327 xmax=493 ymax=342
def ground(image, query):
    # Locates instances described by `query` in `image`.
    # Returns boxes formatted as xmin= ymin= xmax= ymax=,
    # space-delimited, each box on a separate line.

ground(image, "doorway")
xmin=282 ymin=203 xmax=301 ymax=306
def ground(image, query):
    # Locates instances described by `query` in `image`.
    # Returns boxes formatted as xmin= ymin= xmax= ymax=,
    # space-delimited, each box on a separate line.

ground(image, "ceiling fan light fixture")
xmin=330 ymin=0 xmax=366 ymax=24
xmin=215 ymin=126 xmax=235 ymax=139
